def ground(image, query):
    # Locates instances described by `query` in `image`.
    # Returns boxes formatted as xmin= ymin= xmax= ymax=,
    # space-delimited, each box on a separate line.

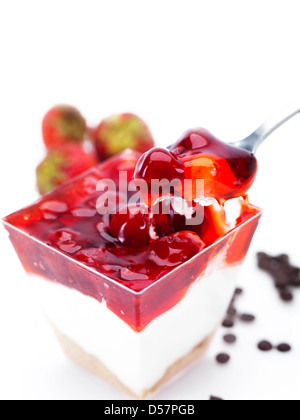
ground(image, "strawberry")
xmin=90 ymin=113 xmax=155 ymax=160
xmin=42 ymin=105 xmax=87 ymax=150
xmin=36 ymin=144 xmax=98 ymax=195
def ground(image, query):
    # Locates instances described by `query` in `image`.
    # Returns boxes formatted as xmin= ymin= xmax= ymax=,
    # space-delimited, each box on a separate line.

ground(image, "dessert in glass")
xmin=3 ymin=128 xmax=262 ymax=399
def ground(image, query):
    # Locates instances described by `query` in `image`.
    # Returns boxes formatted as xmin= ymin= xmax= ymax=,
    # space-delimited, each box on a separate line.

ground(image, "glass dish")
xmin=3 ymin=150 xmax=262 ymax=399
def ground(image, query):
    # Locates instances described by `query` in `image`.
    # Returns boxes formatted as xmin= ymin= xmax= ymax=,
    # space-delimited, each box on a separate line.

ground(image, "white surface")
xmin=0 ymin=0 xmax=300 ymax=400
xmin=31 ymin=265 xmax=240 ymax=396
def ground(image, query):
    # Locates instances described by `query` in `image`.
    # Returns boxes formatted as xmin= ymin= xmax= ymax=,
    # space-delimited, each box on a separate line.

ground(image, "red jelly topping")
xmin=135 ymin=128 xmax=258 ymax=203
xmin=46 ymin=228 xmax=87 ymax=254
xmin=148 ymin=232 xmax=205 ymax=267
xmin=4 ymin=149 xmax=261 ymax=331
xmin=151 ymin=198 xmax=229 ymax=245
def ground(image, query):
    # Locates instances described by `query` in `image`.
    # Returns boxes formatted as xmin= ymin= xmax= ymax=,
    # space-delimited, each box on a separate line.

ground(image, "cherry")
xmin=147 ymin=231 xmax=205 ymax=268
xmin=169 ymin=128 xmax=258 ymax=201
xmin=109 ymin=203 xmax=151 ymax=248
xmin=151 ymin=198 xmax=204 ymax=238
xmin=134 ymin=148 xmax=184 ymax=205
xmin=151 ymin=197 xmax=230 ymax=246
xmin=135 ymin=147 xmax=184 ymax=181
xmin=170 ymin=128 xmax=212 ymax=152
xmin=151 ymin=200 xmax=175 ymax=237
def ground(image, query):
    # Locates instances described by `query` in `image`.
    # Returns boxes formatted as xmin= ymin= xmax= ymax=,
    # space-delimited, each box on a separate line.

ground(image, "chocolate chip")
xmin=278 ymin=254 xmax=290 ymax=264
xmin=216 ymin=353 xmax=230 ymax=364
xmin=222 ymin=319 xmax=234 ymax=328
xmin=270 ymin=259 xmax=281 ymax=270
xmin=210 ymin=396 xmax=223 ymax=400
xmin=227 ymin=306 xmax=237 ymax=316
xmin=280 ymin=290 xmax=293 ymax=302
xmin=223 ymin=334 xmax=237 ymax=344
xmin=277 ymin=343 xmax=291 ymax=353
xmin=291 ymin=269 xmax=300 ymax=286
xmin=258 ymin=340 xmax=273 ymax=352
xmin=257 ymin=252 xmax=299 ymax=302
xmin=257 ymin=252 xmax=268 ymax=261
xmin=257 ymin=252 xmax=272 ymax=270
xmin=274 ymin=274 xmax=289 ymax=289
xmin=234 ymin=288 xmax=243 ymax=296
xmin=240 ymin=313 xmax=256 ymax=323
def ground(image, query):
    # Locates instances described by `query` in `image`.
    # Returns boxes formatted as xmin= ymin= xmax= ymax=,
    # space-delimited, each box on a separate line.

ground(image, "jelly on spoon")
xmin=135 ymin=129 xmax=257 ymax=203
xmin=135 ymin=102 xmax=300 ymax=204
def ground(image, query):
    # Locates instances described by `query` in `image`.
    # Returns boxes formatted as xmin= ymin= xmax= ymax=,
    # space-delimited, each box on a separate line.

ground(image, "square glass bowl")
xmin=3 ymin=150 xmax=262 ymax=399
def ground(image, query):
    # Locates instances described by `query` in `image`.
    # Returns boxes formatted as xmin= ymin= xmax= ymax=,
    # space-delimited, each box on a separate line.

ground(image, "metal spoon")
xmin=230 ymin=102 xmax=300 ymax=154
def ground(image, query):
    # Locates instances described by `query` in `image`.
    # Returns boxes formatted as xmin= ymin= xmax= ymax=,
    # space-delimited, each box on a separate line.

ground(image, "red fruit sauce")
xmin=135 ymin=128 xmax=258 ymax=204
xmin=4 ymin=147 xmax=261 ymax=331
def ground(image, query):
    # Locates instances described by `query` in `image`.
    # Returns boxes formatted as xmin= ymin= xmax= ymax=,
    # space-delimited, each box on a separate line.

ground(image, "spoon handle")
xmin=231 ymin=102 xmax=300 ymax=154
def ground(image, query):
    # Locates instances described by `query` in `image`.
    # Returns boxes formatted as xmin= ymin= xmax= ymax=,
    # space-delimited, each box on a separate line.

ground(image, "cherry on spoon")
xmin=135 ymin=102 xmax=300 ymax=203
xmin=135 ymin=131 xmax=258 ymax=203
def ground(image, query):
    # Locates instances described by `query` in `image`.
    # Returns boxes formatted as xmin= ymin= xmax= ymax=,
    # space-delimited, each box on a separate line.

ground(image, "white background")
xmin=0 ymin=0 xmax=300 ymax=400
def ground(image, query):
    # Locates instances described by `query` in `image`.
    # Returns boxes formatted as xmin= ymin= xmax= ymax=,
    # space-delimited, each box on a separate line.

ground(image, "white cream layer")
xmin=31 ymin=264 xmax=241 ymax=397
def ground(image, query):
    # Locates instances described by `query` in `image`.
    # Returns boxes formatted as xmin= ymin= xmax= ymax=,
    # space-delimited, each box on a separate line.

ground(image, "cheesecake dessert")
xmin=3 ymin=128 xmax=262 ymax=399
